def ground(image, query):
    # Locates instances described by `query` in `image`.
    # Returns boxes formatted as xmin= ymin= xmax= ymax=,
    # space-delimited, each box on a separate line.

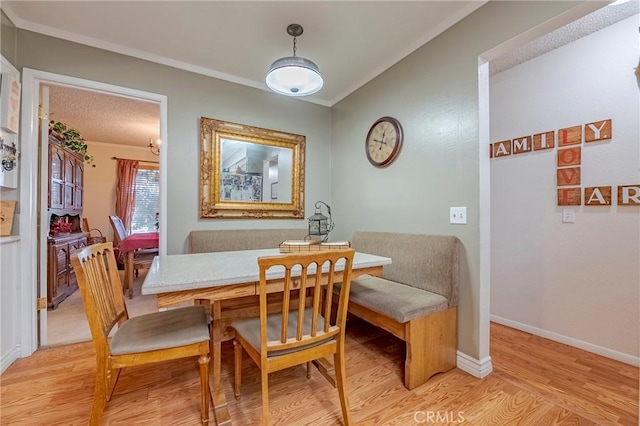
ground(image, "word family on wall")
xmin=491 ymin=118 xmax=639 ymax=207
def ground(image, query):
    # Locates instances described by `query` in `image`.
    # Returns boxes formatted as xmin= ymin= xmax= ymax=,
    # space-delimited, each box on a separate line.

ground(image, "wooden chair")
xmin=108 ymin=214 xmax=157 ymax=298
xmin=70 ymin=242 xmax=211 ymax=425
xmin=232 ymin=249 xmax=356 ymax=425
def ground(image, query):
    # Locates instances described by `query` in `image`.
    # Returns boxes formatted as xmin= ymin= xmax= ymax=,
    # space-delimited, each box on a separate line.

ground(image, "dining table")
xmin=141 ymin=248 xmax=392 ymax=425
xmin=118 ymin=231 xmax=159 ymax=298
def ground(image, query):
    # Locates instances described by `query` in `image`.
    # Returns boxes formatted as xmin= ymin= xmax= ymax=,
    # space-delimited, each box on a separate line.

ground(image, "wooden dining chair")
xmin=70 ymin=242 xmax=211 ymax=426
xmin=108 ymin=214 xmax=157 ymax=297
xmin=232 ymin=249 xmax=356 ymax=425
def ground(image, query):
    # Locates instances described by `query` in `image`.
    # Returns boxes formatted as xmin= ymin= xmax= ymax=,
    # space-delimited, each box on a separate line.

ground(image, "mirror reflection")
xmin=200 ymin=117 xmax=305 ymax=219
xmin=220 ymin=139 xmax=292 ymax=203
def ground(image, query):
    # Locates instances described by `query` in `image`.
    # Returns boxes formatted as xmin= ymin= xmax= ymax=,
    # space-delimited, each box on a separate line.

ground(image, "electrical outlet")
xmin=450 ymin=207 xmax=467 ymax=224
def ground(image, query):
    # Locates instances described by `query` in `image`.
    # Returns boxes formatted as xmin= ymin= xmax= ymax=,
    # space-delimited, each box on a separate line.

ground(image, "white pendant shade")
xmin=266 ymin=56 xmax=323 ymax=97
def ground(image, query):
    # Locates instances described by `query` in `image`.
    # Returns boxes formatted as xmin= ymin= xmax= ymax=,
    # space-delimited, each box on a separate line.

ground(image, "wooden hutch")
xmin=47 ymin=133 xmax=88 ymax=309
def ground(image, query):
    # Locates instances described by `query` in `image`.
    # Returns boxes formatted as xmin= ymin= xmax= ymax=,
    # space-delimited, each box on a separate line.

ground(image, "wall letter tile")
xmin=585 ymin=119 xmax=612 ymax=143
xmin=533 ymin=131 xmax=555 ymax=151
xmin=558 ymin=125 xmax=582 ymax=146
xmin=558 ymin=188 xmax=581 ymax=206
xmin=557 ymin=147 xmax=581 ymax=167
xmin=618 ymin=185 xmax=640 ymax=205
xmin=493 ymin=140 xmax=511 ymax=157
xmin=512 ymin=136 xmax=532 ymax=154
xmin=557 ymin=167 xmax=581 ymax=187
xmin=584 ymin=186 xmax=611 ymax=205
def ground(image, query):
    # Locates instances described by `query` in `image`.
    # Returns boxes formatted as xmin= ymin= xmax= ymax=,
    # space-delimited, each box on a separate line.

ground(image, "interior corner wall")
xmin=490 ymin=15 xmax=640 ymax=363
xmin=83 ymin=141 xmax=159 ymax=243
xmin=16 ymin=30 xmax=332 ymax=255
xmin=329 ymin=0 xmax=581 ymax=361
xmin=1 ymin=10 xmax=18 ymax=65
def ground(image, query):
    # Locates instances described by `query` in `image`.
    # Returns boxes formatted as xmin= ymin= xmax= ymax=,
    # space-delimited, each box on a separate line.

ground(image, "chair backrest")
xmin=70 ymin=242 xmax=129 ymax=352
xmin=257 ymin=249 xmax=355 ymax=356
xmin=109 ymin=215 xmax=128 ymax=247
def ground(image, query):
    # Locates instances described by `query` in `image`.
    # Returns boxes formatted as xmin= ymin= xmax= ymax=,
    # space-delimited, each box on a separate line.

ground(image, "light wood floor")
xmin=1 ymin=320 xmax=637 ymax=425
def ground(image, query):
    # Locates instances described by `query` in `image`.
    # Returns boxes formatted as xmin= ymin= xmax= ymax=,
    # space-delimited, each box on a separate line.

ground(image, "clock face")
xmin=365 ymin=117 xmax=403 ymax=167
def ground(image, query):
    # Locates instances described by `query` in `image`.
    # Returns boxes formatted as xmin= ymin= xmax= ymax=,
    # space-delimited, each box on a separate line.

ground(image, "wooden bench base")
xmin=346 ymin=302 xmax=457 ymax=390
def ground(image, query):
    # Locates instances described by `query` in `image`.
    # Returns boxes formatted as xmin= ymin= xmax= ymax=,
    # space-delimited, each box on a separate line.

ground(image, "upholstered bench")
xmin=188 ymin=229 xmax=307 ymax=253
xmin=343 ymin=231 xmax=460 ymax=390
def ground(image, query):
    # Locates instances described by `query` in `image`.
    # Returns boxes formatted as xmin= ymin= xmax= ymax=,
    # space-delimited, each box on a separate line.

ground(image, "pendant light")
xmin=266 ymin=24 xmax=323 ymax=97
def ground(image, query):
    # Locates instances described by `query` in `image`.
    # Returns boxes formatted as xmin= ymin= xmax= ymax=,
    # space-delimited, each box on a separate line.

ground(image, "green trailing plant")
xmin=49 ymin=120 xmax=96 ymax=167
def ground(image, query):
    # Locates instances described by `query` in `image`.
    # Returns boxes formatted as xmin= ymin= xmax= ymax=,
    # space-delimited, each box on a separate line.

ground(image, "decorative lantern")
xmin=307 ymin=201 xmax=334 ymax=242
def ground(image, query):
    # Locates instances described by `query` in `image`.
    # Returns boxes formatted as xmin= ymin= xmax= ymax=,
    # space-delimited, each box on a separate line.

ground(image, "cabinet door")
xmin=49 ymin=146 xmax=64 ymax=209
xmin=74 ymin=160 xmax=84 ymax=209
xmin=68 ymin=237 xmax=87 ymax=287
xmin=53 ymin=243 xmax=69 ymax=297
xmin=63 ymin=154 xmax=75 ymax=209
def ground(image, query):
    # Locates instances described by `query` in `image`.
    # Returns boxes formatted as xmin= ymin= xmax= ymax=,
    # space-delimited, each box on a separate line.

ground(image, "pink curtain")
xmin=115 ymin=159 xmax=139 ymax=232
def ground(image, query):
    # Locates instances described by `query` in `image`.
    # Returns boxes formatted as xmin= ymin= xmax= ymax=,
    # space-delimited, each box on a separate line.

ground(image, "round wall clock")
xmin=365 ymin=116 xmax=403 ymax=168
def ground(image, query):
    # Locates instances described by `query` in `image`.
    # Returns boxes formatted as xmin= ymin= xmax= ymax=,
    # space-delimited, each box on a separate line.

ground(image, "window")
xmin=130 ymin=164 xmax=159 ymax=233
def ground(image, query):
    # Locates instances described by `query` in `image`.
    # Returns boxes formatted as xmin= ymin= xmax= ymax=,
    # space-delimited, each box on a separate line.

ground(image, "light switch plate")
xmin=450 ymin=207 xmax=467 ymax=224
xmin=562 ymin=208 xmax=575 ymax=223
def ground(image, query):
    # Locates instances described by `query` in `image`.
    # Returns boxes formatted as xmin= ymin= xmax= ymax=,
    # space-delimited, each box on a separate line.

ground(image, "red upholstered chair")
xmin=108 ymin=215 xmax=157 ymax=297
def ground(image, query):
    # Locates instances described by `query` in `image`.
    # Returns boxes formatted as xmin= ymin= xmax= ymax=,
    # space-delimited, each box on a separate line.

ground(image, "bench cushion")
xmin=189 ymin=229 xmax=307 ymax=253
xmin=353 ymin=232 xmax=459 ymax=307
xmin=339 ymin=275 xmax=449 ymax=323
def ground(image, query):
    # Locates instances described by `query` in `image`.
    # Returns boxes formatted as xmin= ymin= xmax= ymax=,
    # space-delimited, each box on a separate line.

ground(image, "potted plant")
xmin=49 ymin=120 xmax=96 ymax=167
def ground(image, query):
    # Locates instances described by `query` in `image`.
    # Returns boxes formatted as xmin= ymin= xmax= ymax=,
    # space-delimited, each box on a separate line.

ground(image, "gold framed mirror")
xmin=200 ymin=117 xmax=305 ymax=219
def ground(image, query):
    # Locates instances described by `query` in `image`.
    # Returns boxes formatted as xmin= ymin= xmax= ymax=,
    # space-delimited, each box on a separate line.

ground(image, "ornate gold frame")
xmin=200 ymin=117 xmax=305 ymax=219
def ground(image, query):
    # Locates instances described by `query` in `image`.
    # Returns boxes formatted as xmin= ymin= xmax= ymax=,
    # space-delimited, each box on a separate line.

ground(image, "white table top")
xmin=141 ymin=248 xmax=392 ymax=295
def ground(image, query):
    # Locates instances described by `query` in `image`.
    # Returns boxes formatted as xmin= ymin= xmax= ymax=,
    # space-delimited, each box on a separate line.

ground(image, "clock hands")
xmin=373 ymin=130 xmax=387 ymax=150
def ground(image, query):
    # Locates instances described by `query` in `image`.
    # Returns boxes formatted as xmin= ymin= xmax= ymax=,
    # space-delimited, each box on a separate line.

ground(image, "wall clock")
xmin=365 ymin=116 xmax=403 ymax=168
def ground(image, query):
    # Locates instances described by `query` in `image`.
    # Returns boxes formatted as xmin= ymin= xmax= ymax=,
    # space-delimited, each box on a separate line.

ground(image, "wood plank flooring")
xmin=1 ymin=320 xmax=637 ymax=425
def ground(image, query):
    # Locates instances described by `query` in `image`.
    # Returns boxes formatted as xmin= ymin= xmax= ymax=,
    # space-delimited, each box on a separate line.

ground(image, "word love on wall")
xmin=491 ymin=118 xmax=639 ymax=207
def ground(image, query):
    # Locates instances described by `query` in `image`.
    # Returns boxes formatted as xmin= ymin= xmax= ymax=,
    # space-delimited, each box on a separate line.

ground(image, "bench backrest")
xmin=353 ymin=232 xmax=460 ymax=307
xmin=189 ymin=229 xmax=308 ymax=253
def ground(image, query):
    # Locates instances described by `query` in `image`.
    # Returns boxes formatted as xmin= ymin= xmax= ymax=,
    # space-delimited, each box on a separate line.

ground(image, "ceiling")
xmin=3 ymin=1 xmax=638 ymax=147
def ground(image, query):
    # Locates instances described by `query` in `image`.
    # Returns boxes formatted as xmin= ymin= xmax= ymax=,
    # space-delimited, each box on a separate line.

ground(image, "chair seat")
xmin=110 ymin=306 xmax=210 ymax=356
xmin=132 ymin=248 xmax=158 ymax=265
xmin=232 ymin=307 xmax=335 ymax=357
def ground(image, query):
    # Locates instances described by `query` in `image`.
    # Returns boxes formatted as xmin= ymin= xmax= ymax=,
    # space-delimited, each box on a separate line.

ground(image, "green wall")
xmin=12 ymin=1 xmax=587 ymax=364
xmin=15 ymin=30 xmax=332 ymax=254
xmin=1 ymin=10 xmax=17 ymax=65
xmin=331 ymin=1 xmax=582 ymax=360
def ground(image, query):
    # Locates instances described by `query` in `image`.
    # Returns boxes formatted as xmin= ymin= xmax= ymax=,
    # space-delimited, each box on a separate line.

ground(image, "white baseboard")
xmin=456 ymin=351 xmax=493 ymax=378
xmin=1 ymin=345 xmax=20 ymax=374
xmin=491 ymin=315 xmax=640 ymax=367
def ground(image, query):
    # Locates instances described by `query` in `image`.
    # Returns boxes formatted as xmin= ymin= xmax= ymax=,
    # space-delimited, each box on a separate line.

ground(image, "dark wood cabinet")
xmin=47 ymin=234 xmax=87 ymax=309
xmin=47 ymin=134 xmax=87 ymax=309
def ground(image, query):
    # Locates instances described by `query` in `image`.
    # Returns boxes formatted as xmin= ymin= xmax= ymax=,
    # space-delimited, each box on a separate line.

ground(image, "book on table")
xmin=279 ymin=239 xmax=351 ymax=253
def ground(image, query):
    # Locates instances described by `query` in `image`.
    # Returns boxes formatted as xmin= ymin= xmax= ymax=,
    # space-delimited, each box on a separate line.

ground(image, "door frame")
xmin=19 ymin=69 xmax=168 ymax=354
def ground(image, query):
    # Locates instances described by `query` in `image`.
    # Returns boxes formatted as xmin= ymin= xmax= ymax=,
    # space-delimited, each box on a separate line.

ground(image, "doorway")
xmin=19 ymin=69 xmax=168 ymax=354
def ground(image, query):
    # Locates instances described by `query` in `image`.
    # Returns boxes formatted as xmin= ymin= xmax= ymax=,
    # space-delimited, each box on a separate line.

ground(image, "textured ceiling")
xmin=48 ymin=85 xmax=160 ymax=148
xmin=491 ymin=0 xmax=639 ymax=75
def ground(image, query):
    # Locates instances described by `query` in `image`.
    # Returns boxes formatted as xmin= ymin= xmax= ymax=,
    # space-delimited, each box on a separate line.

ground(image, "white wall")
xmin=0 ymin=237 xmax=20 ymax=373
xmin=83 ymin=140 xmax=159 ymax=242
xmin=490 ymin=15 xmax=640 ymax=364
